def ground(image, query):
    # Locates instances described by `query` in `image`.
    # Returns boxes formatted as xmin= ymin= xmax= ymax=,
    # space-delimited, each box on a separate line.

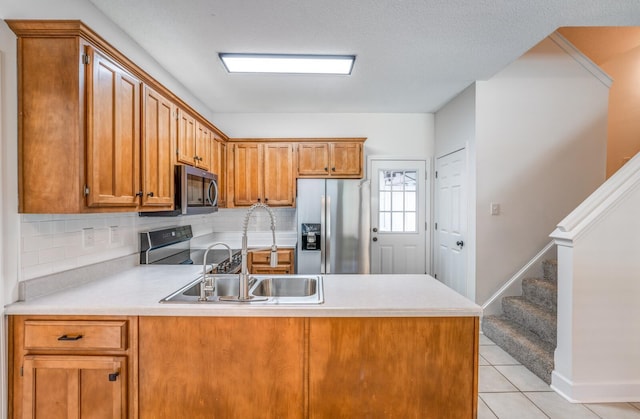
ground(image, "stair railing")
xmin=481 ymin=241 xmax=556 ymax=317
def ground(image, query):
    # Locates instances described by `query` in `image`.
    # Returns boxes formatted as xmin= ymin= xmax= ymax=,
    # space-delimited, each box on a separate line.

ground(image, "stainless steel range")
xmin=139 ymin=225 xmax=241 ymax=274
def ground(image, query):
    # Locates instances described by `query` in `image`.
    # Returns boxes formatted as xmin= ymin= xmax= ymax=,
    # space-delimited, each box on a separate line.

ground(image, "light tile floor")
xmin=479 ymin=334 xmax=640 ymax=418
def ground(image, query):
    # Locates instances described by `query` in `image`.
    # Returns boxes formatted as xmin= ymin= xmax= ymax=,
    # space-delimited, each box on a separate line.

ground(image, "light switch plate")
xmin=490 ymin=203 xmax=500 ymax=216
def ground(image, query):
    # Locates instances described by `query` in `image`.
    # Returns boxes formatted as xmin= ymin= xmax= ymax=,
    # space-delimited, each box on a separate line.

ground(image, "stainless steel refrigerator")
xmin=296 ymin=179 xmax=370 ymax=274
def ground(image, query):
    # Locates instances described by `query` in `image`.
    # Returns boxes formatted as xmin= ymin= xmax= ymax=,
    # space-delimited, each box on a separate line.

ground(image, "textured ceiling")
xmin=88 ymin=0 xmax=640 ymax=113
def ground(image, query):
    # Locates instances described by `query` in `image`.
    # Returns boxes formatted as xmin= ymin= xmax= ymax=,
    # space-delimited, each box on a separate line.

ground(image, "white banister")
xmin=549 ymin=150 xmax=640 ymax=402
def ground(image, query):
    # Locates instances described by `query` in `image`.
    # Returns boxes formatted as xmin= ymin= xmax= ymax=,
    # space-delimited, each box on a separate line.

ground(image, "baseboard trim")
xmin=552 ymin=370 xmax=640 ymax=403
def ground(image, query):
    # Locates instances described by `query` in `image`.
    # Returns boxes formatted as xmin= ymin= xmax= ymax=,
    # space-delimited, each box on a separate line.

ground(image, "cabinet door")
xmin=176 ymin=109 xmax=197 ymax=166
xmin=139 ymin=317 xmax=305 ymax=418
xmin=85 ymin=46 xmax=141 ymax=208
xmin=330 ymin=142 xmax=362 ymax=177
xmin=232 ymin=143 xmax=262 ymax=206
xmin=22 ymin=355 xmax=127 ymax=419
xmin=309 ymin=317 xmax=478 ymax=418
xmin=195 ymin=122 xmax=211 ymax=170
xmin=141 ymin=86 xmax=175 ymax=208
xmin=297 ymin=143 xmax=330 ymax=176
xmin=210 ymin=135 xmax=227 ymax=207
xmin=263 ymin=143 xmax=295 ymax=206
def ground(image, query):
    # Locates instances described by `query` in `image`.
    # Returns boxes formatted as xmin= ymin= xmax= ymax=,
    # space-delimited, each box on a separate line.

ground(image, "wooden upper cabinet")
xmin=297 ymin=143 xmax=330 ymax=176
xmin=140 ymin=85 xmax=175 ymax=209
xmin=263 ymin=143 xmax=295 ymax=206
xmin=195 ymin=122 xmax=212 ymax=170
xmin=297 ymin=139 xmax=365 ymax=178
xmin=176 ymin=109 xmax=197 ymax=166
xmin=232 ymin=143 xmax=262 ymax=206
xmin=330 ymin=142 xmax=363 ymax=177
xmin=8 ymin=20 xmax=227 ymax=213
xmin=231 ymin=142 xmax=295 ymax=207
xmin=85 ymin=46 xmax=141 ymax=208
xmin=210 ymin=133 xmax=227 ymax=208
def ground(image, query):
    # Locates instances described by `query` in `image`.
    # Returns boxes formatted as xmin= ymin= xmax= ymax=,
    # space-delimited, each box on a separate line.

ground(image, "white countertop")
xmin=5 ymin=265 xmax=481 ymax=317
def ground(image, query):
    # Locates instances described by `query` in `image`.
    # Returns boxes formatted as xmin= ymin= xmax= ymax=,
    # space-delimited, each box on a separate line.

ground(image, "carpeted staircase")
xmin=482 ymin=259 xmax=557 ymax=384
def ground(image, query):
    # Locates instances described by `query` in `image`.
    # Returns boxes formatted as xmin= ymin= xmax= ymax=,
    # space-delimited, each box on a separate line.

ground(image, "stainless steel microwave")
xmin=141 ymin=165 xmax=218 ymax=216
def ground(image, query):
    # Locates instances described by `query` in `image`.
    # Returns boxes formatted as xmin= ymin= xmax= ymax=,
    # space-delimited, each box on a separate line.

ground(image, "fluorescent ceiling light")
xmin=219 ymin=53 xmax=355 ymax=75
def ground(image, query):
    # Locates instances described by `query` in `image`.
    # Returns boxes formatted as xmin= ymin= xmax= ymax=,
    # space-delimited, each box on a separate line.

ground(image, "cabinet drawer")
xmin=251 ymin=249 xmax=292 ymax=265
xmin=24 ymin=320 xmax=128 ymax=351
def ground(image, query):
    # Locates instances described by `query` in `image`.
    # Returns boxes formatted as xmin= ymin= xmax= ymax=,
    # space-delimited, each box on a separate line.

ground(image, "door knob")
xmin=456 ymin=240 xmax=464 ymax=248
xmin=372 ymin=237 xmax=378 ymax=242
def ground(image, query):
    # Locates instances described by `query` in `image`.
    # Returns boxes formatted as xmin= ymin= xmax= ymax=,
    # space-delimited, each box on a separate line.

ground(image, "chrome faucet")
xmin=199 ymin=242 xmax=232 ymax=302
xmin=220 ymin=202 xmax=278 ymax=302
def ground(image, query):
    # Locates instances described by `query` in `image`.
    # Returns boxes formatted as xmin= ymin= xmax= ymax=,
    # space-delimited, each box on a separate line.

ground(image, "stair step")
xmin=522 ymin=277 xmax=557 ymax=312
xmin=503 ymin=296 xmax=557 ymax=346
xmin=482 ymin=315 xmax=555 ymax=384
xmin=542 ymin=259 xmax=557 ymax=282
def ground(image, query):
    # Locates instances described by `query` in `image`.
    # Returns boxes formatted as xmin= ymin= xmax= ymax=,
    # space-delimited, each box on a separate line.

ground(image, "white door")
xmin=434 ymin=149 xmax=467 ymax=296
xmin=370 ymin=160 xmax=427 ymax=274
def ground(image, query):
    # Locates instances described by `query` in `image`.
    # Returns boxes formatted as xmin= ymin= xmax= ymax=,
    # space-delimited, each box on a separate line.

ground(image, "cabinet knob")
xmin=324 ymin=167 xmax=328 ymax=171
xmin=265 ymin=197 xmax=269 ymax=202
xmin=108 ymin=372 xmax=120 ymax=382
xmin=372 ymin=237 xmax=378 ymax=242
xmin=135 ymin=191 xmax=143 ymax=197
xmin=147 ymin=192 xmax=154 ymax=197
xmin=332 ymin=167 xmax=336 ymax=172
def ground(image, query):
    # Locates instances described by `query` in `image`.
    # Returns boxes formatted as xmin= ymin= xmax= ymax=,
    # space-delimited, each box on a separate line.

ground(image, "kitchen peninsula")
xmin=6 ymin=266 xmax=481 ymax=418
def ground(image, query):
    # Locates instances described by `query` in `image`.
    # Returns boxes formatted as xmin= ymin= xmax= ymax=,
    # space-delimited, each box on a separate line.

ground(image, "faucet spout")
xmin=220 ymin=202 xmax=277 ymax=302
xmin=199 ymin=242 xmax=232 ymax=301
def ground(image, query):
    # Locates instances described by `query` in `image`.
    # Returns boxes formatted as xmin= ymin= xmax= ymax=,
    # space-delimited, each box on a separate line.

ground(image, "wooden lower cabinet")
xmin=22 ymin=355 xmax=127 ymax=419
xmin=10 ymin=315 xmax=477 ymax=418
xmin=138 ymin=316 xmax=305 ymax=418
xmin=248 ymin=248 xmax=295 ymax=274
xmin=9 ymin=316 xmax=138 ymax=419
xmin=308 ymin=317 xmax=479 ymax=419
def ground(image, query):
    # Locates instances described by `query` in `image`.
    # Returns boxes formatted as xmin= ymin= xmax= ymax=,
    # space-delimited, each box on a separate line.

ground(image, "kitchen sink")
xmin=160 ymin=274 xmax=324 ymax=304
xmin=252 ymin=276 xmax=317 ymax=297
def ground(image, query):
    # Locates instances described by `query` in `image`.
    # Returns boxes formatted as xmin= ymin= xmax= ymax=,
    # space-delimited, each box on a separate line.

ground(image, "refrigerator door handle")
xmin=320 ymin=195 xmax=326 ymax=274
xmin=326 ymin=194 xmax=331 ymax=274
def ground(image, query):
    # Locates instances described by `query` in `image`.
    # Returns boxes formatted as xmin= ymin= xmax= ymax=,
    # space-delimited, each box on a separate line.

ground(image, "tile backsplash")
xmin=20 ymin=208 xmax=296 ymax=280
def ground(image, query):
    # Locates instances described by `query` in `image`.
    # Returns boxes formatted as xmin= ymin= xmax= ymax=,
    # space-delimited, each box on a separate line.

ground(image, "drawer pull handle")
xmin=108 ymin=372 xmax=120 ymax=382
xmin=57 ymin=334 xmax=83 ymax=341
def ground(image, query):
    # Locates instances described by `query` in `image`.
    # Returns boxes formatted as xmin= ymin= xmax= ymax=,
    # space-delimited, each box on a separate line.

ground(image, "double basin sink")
xmin=160 ymin=274 xmax=324 ymax=304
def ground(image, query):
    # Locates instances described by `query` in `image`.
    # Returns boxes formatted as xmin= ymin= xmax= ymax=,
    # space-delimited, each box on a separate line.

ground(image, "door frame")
xmin=367 ymin=156 xmax=431 ymax=274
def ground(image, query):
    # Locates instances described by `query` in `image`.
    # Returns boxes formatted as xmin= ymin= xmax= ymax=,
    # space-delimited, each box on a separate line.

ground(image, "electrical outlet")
xmin=490 ymin=203 xmax=500 ymax=216
xmin=109 ymin=226 xmax=120 ymax=244
xmin=83 ymin=227 xmax=95 ymax=248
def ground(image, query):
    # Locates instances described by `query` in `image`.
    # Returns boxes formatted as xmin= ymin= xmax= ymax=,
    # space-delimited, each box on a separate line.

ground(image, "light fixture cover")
xmin=219 ymin=53 xmax=355 ymax=75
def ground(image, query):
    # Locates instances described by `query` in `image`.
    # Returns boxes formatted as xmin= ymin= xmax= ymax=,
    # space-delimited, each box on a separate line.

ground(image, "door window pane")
xmin=378 ymin=169 xmax=418 ymax=233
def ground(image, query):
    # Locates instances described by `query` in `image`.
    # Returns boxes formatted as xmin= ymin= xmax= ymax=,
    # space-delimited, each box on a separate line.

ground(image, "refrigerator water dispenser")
xmin=301 ymin=223 xmax=321 ymax=251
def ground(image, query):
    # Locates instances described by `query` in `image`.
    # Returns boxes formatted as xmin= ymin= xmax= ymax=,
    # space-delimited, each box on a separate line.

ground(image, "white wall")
xmin=213 ymin=112 xmax=434 ymax=178
xmin=474 ymin=36 xmax=609 ymax=303
xmin=434 ymin=84 xmax=476 ymax=159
